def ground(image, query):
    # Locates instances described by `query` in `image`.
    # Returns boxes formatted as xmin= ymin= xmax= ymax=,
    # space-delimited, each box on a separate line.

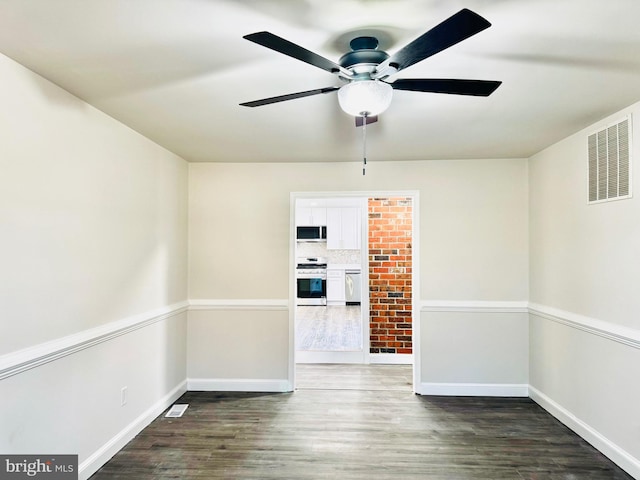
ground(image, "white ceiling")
xmin=1 ymin=0 xmax=640 ymax=163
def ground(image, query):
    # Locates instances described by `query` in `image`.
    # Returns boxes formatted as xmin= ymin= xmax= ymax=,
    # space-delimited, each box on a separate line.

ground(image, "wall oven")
xmin=296 ymin=257 xmax=327 ymax=306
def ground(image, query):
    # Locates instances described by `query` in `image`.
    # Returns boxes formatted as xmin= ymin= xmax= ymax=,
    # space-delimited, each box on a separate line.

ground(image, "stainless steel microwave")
xmin=296 ymin=225 xmax=327 ymax=242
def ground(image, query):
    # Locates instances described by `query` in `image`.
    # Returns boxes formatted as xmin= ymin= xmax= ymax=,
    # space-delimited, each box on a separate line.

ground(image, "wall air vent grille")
xmin=588 ymin=116 xmax=632 ymax=203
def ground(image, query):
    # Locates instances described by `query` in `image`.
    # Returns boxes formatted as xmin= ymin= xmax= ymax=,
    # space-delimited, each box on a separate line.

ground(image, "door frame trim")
xmin=289 ymin=190 xmax=420 ymax=392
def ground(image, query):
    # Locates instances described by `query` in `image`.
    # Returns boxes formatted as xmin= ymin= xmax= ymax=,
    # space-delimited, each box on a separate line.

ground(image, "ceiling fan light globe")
xmin=338 ymin=80 xmax=393 ymax=117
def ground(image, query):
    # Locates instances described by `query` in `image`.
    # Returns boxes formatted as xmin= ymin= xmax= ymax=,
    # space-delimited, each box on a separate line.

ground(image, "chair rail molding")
xmin=420 ymin=300 xmax=529 ymax=313
xmin=0 ymin=301 xmax=189 ymax=380
xmin=188 ymin=299 xmax=289 ymax=311
xmin=528 ymin=302 xmax=640 ymax=350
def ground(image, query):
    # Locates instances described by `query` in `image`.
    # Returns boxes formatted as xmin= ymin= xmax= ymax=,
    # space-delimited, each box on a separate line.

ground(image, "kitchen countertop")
xmin=327 ymin=264 xmax=362 ymax=271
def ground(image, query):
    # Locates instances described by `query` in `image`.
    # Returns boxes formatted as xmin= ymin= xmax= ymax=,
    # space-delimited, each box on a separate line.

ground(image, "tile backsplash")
xmin=296 ymin=242 xmax=361 ymax=265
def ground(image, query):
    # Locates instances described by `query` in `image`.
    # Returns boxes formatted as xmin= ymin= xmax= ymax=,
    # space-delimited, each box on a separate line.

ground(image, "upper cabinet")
xmin=296 ymin=207 xmax=326 ymax=226
xmin=327 ymin=207 xmax=361 ymax=250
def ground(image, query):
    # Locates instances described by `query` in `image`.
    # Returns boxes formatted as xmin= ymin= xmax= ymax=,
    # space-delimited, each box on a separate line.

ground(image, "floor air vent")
xmin=588 ymin=116 xmax=632 ymax=203
xmin=165 ymin=404 xmax=189 ymax=418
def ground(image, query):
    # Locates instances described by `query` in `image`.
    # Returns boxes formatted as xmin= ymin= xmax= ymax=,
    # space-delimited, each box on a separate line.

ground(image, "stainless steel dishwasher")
xmin=345 ymin=270 xmax=361 ymax=305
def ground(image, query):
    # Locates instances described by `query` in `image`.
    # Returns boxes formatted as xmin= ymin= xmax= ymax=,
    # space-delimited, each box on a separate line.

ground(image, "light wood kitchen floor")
xmin=295 ymin=305 xmax=362 ymax=351
xmin=91 ymin=365 xmax=633 ymax=480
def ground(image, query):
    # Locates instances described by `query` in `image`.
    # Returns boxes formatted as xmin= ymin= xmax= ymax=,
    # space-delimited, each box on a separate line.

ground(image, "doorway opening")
xmin=290 ymin=191 xmax=419 ymax=391
xmin=294 ymin=196 xmax=367 ymax=364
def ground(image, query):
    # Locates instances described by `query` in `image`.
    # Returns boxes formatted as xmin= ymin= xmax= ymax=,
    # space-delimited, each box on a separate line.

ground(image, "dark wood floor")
xmin=91 ymin=365 xmax=633 ymax=479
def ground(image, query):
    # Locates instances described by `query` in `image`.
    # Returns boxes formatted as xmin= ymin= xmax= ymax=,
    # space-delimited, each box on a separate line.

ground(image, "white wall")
xmin=528 ymin=101 xmax=640 ymax=476
xmin=0 ymin=53 xmax=189 ymax=478
xmin=187 ymin=159 xmax=529 ymax=392
xmin=420 ymin=309 xmax=529 ymax=396
xmin=530 ymin=106 xmax=640 ymax=325
xmin=3 ymin=32 xmax=638 ymax=478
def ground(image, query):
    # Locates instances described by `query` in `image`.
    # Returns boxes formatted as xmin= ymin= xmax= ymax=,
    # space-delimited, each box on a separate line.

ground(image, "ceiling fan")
xmin=240 ymin=8 xmax=501 ymax=124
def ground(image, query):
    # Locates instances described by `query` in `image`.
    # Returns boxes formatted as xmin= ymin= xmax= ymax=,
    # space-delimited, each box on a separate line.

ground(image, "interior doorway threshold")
xmin=295 ymin=364 xmax=413 ymax=392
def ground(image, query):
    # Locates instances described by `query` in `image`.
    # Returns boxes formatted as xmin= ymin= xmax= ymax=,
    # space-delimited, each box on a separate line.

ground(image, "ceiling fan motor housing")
xmin=339 ymin=36 xmax=389 ymax=73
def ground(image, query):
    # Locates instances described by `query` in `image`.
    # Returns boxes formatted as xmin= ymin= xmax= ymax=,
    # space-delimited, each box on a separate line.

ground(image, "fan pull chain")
xmin=362 ymin=114 xmax=367 ymax=176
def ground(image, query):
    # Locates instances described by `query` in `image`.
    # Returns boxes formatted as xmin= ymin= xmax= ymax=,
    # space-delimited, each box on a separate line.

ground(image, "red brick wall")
xmin=368 ymin=197 xmax=412 ymax=354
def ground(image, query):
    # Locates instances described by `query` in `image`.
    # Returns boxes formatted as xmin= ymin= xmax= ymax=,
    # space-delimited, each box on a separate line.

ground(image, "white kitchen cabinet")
xmin=326 ymin=268 xmax=345 ymax=305
xmin=296 ymin=207 xmax=326 ymax=226
xmin=326 ymin=207 xmax=361 ymax=250
xmin=340 ymin=208 xmax=360 ymax=249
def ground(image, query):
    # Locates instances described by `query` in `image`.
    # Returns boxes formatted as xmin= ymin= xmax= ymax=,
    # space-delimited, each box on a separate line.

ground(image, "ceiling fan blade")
xmin=377 ymin=9 xmax=491 ymax=75
xmin=240 ymin=86 xmax=339 ymax=107
xmin=355 ymin=115 xmax=378 ymax=127
xmin=390 ymin=79 xmax=501 ymax=96
xmin=244 ymin=32 xmax=352 ymax=77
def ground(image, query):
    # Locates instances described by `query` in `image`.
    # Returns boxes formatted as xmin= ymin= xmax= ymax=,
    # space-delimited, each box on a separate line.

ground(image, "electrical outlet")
xmin=121 ymin=386 xmax=127 ymax=406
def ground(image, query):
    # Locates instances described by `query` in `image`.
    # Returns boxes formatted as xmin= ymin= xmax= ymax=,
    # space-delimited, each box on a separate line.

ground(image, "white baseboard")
xmin=79 ymin=380 xmax=187 ymax=480
xmin=417 ymin=382 xmax=529 ymax=397
xmin=368 ymin=353 xmax=413 ymax=365
xmin=187 ymin=378 xmax=292 ymax=393
xmin=529 ymin=386 xmax=640 ymax=479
